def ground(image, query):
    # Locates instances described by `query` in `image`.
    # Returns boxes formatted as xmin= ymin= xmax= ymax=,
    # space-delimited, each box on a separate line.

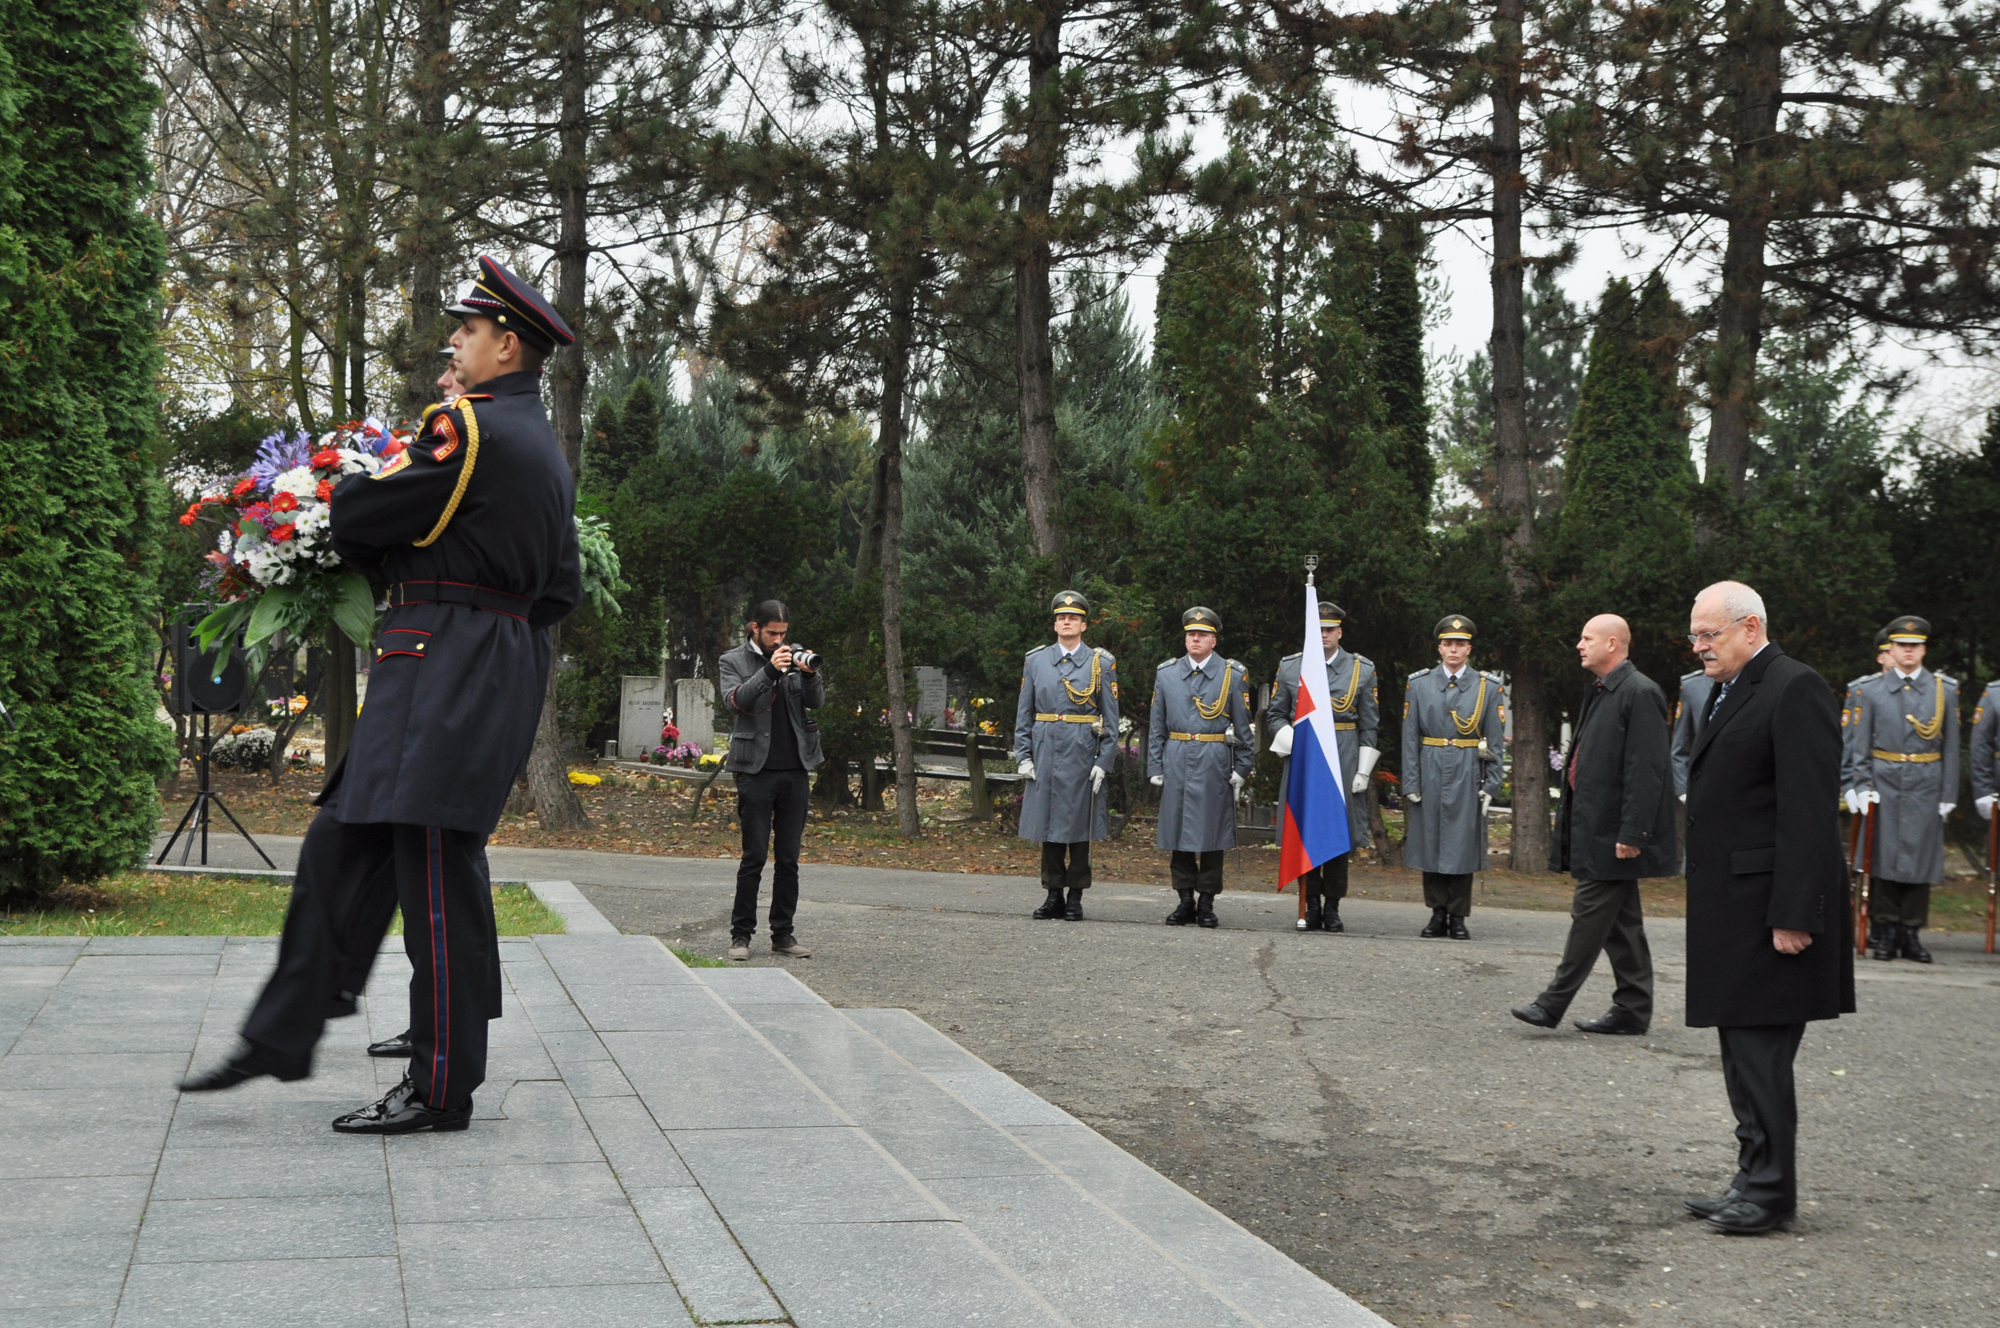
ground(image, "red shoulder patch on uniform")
xmin=430 ymin=413 xmax=460 ymax=462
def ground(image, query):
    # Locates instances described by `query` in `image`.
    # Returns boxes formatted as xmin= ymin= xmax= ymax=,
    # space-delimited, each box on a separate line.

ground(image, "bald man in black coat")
xmin=1681 ymin=583 xmax=1854 ymax=1234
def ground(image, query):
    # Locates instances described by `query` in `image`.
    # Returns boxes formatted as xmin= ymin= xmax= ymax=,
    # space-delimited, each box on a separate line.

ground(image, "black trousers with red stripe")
xmin=242 ymin=809 xmax=500 ymax=1110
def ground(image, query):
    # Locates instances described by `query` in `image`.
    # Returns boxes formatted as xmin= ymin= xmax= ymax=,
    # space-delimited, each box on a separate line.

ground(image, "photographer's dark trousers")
xmin=1298 ymin=851 xmax=1350 ymax=925
xmin=242 ymin=809 xmax=500 ymax=1110
xmin=734 ymin=768 xmax=809 ymax=940
xmin=1040 ymin=841 xmax=1092 ymax=892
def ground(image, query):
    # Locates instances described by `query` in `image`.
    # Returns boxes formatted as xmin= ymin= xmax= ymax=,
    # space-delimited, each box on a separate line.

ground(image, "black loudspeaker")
xmin=169 ymin=614 xmax=247 ymax=716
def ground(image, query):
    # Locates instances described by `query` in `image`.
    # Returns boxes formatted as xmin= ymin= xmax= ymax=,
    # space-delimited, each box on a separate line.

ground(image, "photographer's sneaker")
xmin=770 ymin=936 xmax=812 ymax=958
xmin=728 ymin=936 xmax=751 ymax=962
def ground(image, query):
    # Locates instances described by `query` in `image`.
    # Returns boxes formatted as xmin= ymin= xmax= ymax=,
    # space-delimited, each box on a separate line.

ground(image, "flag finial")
xmin=1304 ymin=553 xmax=1318 ymax=587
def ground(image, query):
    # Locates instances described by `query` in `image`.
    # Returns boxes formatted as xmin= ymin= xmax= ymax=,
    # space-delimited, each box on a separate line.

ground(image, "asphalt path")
xmin=151 ymin=835 xmax=2000 ymax=1326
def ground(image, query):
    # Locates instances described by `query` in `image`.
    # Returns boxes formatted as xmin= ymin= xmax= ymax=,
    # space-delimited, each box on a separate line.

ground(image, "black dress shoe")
xmin=1323 ymin=907 xmax=1344 ymax=933
xmin=1032 ymin=888 xmax=1065 ymax=919
xmin=331 ymin=1076 xmax=472 ymax=1134
xmin=1419 ymin=907 xmax=1448 ymax=938
xmin=1165 ymin=890 xmax=1197 ymax=926
xmin=1899 ymin=927 xmax=1933 ymax=963
xmin=1682 ymin=1187 xmax=1742 ymax=1217
xmin=1706 ymin=1199 xmax=1788 ymax=1234
xmin=1447 ymin=914 xmax=1471 ymax=940
xmin=1574 ymin=1008 xmax=1648 ymax=1035
xmin=1511 ymin=1002 xmax=1560 ymax=1028
xmin=1064 ymin=886 xmax=1084 ymax=921
xmin=1195 ymin=892 xmax=1220 ymax=928
xmin=367 ymin=1030 xmax=414 ymax=1058
xmin=179 ymin=1042 xmax=310 ymax=1092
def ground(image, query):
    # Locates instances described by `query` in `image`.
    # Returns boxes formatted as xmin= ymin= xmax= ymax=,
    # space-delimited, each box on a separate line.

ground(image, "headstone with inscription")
xmin=619 ymin=676 xmax=666 ymax=762
xmin=675 ymin=677 xmax=717 ymax=753
xmin=915 ymin=666 xmax=949 ymax=730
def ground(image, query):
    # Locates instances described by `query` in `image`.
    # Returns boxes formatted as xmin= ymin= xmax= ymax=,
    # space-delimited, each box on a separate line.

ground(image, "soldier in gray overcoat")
xmin=1401 ymin=614 xmax=1505 ymax=939
xmin=1015 ymin=589 xmax=1119 ymax=921
xmin=1148 ymin=606 xmax=1254 ymax=928
xmin=1267 ymin=600 xmax=1378 ymax=931
xmin=1669 ymin=668 xmax=1713 ymax=800
xmin=1842 ymin=616 xmax=1957 ymax=964
xmin=1971 ymin=675 xmax=2000 ymax=834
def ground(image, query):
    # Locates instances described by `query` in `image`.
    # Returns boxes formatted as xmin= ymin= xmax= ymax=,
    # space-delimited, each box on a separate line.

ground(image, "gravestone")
xmin=915 ymin=666 xmax=949 ymax=729
xmin=619 ymin=676 xmax=666 ymax=762
xmin=675 ymin=677 xmax=717 ymax=753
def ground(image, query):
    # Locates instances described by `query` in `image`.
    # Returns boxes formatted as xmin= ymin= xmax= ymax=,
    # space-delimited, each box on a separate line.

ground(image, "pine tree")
xmin=1542 ymin=275 xmax=1700 ymax=685
xmin=0 ymin=0 xmax=176 ymax=891
xmin=1367 ymin=220 xmax=1433 ymax=513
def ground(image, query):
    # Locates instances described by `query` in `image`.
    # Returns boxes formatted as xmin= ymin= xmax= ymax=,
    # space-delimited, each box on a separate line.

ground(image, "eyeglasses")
xmin=1687 ymin=616 xmax=1747 ymax=648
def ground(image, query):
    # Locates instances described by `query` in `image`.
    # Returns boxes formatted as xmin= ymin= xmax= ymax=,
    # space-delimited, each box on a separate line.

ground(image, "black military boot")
xmin=1899 ymin=927 xmax=1934 ymax=964
xmin=1871 ymin=922 xmax=1900 ymax=962
xmin=1301 ymin=896 xmax=1322 ymax=932
xmin=1195 ymin=893 xmax=1220 ymax=928
xmin=1165 ymin=890 xmax=1197 ymax=926
xmin=1032 ymin=889 xmax=1065 ymax=920
xmin=1447 ymin=914 xmax=1471 ymax=940
xmin=1420 ymin=906 xmax=1449 ymax=938
xmin=1323 ymin=904 xmax=1344 ymax=933
xmin=1064 ymin=886 xmax=1085 ymax=921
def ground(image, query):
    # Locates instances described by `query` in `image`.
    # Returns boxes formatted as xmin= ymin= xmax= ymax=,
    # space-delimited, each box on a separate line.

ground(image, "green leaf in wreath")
xmin=331 ymin=570 xmax=378 ymax=649
xmin=193 ymin=599 xmax=256 ymax=673
xmin=245 ymin=585 xmax=299 ymax=646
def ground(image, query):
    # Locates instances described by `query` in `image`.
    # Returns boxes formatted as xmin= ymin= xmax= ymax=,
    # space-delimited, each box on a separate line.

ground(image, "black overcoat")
xmin=321 ymin=371 xmax=583 ymax=832
xmin=1683 ymin=645 xmax=1856 ymax=1028
xmin=1549 ymin=660 xmax=1678 ymax=880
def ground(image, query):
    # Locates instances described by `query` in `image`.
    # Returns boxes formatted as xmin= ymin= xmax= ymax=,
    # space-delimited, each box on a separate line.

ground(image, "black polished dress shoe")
xmin=1323 ymin=907 xmax=1344 ymax=933
xmin=1195 ymin=893 xmax=1220 ymax=928
xmin=367 ymin=1030 xmax=414 ymax=1058
xmin=331 ymin=1076 xmax=472 ymax=1134
xmin=1574 ymin=1008 xmax=1648 ymax=1035
xmin=1419 ymin=907 xmax=1448 ymax=938
xmin=179 ymin=1042 xmax=310 ymax=1092
xmin=1682 ymin=1187 xmax=1742 ymax=1218
xmin=1899 ymin=927 xmax=1933 ymax=963
xmin=1510 ymin=1002 xmax=1560 ymax=1029
xmin=1705 ymin=1199 xmax=1788 ymax=1234
xmin=1032 ymin=889 xmax=1065 ymax=920
xmin=1064 ymin=887 xmax=1084 ymax=921
xmin=1447 ymin=914 xmax=1471 ymax=940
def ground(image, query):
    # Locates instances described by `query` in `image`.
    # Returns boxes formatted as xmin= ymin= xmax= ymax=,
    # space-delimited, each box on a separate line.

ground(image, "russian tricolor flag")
xmin=1279 ymin=583 xmax=1352 ymax=887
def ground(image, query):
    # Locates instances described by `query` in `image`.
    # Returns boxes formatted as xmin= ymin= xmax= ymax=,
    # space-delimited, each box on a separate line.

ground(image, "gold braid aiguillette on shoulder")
xmin=414 ymin=398 xmax=479 ymax=548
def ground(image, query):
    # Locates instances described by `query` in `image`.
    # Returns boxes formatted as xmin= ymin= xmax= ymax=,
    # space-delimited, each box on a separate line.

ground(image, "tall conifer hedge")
xmin=0 ymin=0 xmax=175 ymax=891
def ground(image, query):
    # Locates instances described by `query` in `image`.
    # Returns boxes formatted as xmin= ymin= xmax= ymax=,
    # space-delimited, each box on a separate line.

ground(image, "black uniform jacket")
xmin=321 ymin=370 xmax=583 ymax=832
xmin=1683 ymin=646 xmax=1855 ymax=1028
xmin=1549 ymin=660 xmax=1678 ymax=881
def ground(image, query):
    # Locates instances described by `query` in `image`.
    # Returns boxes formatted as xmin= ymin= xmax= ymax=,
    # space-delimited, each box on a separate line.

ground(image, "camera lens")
xmin=792 ymin=648 xmax=820 ymax=672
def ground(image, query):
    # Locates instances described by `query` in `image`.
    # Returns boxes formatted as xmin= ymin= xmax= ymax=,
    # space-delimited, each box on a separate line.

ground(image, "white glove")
xmin=1269 ymin=724 xmax=1294 ymax=757
xmin=1150 ymin=774 xmax=1164 ymax=787
xmin=1678 ymin=793 xmax=1687 ymax=804
xmin=1978 ymin=794 xmax=1996 ymax=821
xmin=1352 ymin=745 xmax=1379 ymax=795
xmin=1940 ymin=802 xmax=1956 ymax=820
xmin=1018 ymin=760 xmax=1035 ymax=781
xmin=1479 ymin=791 xmax=1492 ymax=816
xmin=1090 ymin=766 xmax=1105 ymax=793
xmin=1230 ymin=771 xmax=1245 ymax=794
xmin=1842 ymin=788 xmax=1862 ymax=815
xmin=1405 ymin=792 xmax=1421 ymax=803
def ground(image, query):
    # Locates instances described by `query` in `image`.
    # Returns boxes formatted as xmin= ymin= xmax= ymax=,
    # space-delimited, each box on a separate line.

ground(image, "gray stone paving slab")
xmin=8 ymin=877 xmax=1386 ymax=1327
xmin=134 ymin=1192 xmax=397 ymax=1263
xmin=627 ymin=1185 xmax=788 ymax=1324
xmin=403 ymin=1282 xmax=696 ymax=1328
xmin=667 ymin=1125 xmax=943 ymax=1226
xmin=112 ymin=1256 xmax=405 ymax=1328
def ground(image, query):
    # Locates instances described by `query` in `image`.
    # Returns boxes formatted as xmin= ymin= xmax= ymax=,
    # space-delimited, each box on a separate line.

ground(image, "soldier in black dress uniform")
xmin=181 ymin=257 xmax=583 ymax=1135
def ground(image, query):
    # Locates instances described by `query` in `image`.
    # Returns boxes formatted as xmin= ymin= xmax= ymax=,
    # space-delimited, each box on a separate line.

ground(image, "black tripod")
xmin=156 ymin=712 xmax=276 ymax=868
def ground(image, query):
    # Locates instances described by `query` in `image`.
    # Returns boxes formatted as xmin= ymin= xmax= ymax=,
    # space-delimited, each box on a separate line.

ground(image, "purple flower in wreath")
xmin=246 ymin=429 xmax=315 ymax=491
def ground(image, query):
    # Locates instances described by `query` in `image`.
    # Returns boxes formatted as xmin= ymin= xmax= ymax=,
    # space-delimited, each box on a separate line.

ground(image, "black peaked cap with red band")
xmin=444 ymin=256 xmax=575 ymax=355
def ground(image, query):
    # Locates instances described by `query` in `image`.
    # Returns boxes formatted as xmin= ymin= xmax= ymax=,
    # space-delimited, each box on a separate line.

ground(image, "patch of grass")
xmin=0 ymin=872 xmax=565 ymax=937
xmin=671 ymin=945 xmax=730 ymax=968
